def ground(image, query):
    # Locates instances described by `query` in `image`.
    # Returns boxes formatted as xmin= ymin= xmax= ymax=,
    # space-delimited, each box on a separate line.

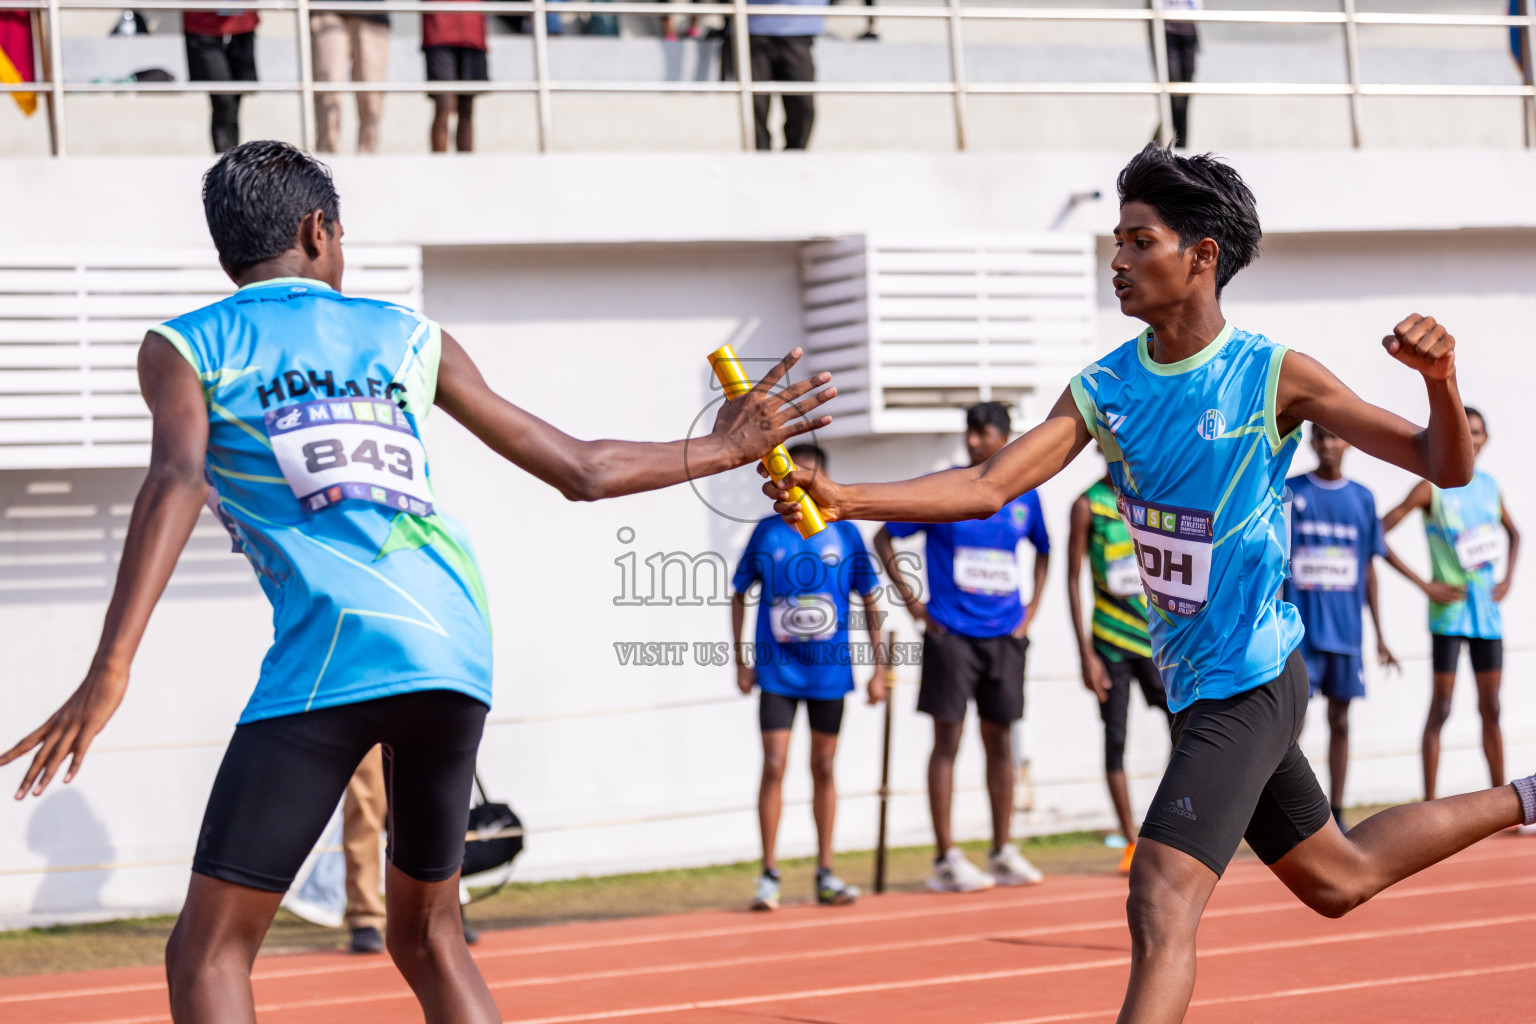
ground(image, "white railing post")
xmin=1341 ymin=0 xmax=1363 ymax=148
xmin=297 ymin=0 xmax=318 ymax=151
xmin=731 ymin=0 xmax=754 ymax=151
xmin=532 ymin=0 xmax=555 ymax=151
xmin=945 ymin=0 xmax=968 ymax=151
xmin=1148 ymin=0 xmax=1173 ymax=148
xmin=44 ymin=0 xmax=66 ymax=156
xmin=1522 ymin=0 xmax=1536 ymax=148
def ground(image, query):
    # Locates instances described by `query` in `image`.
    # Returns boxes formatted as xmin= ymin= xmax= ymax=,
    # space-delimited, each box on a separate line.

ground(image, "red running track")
xmin=5 ymin=839 xmax=1536 ymax=1024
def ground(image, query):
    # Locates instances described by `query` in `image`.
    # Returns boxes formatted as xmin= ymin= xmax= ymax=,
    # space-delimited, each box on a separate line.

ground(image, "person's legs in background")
xmin=1165 ymin=31 xmax=1196 ymax=148
xmin=1423 ymin=635 xmax=1460 ymax=800
xmin=221 ymin=31 xmax=257 ymax=154
xmin=774 ymin=35 xmax=815 ymax=150
xmin=185 ymin=32 xmax=235 ymax=154
xmin=343 ymin=745 xmax=388 ymax=953
xmin=350 ymin=15 xmax=390 ymax=154
xmin=310 ymin=12 xmax=348 ymax=153
xmin=455 ymin=95 xmax=475 ymax=152
xmin=748 ymin=35 xmax=774 ymax=150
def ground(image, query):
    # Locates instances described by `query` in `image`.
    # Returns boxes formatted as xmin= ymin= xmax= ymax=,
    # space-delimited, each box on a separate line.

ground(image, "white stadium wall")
xmin=2 ymin=152 xmax=1535 ymax=926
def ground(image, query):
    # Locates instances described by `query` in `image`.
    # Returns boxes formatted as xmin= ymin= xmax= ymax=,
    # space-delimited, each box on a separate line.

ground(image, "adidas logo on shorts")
xmin=1165 ymin=796 xmax=1197 ymax=821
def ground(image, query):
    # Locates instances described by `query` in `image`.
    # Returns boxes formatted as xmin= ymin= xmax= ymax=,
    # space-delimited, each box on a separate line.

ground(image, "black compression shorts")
xmin=1432 ymin=634 xmax=1503 ymax=674
xmin=1137 ymin=651 xmax=1331 ymax=877
xmin=1098 ymin=651 xmax=1171 ymax=774
xmin=759 ymin=690 xmax=845 ymax=735
xmin=192 ymin=689 xmax=488 ymax=892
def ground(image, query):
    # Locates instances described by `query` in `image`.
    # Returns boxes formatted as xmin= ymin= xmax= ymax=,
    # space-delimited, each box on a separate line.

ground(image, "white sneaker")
xmin=927 ymin=847 xmax=996 ymax=893
xmin=988 ymin=844 xmax=1045 ymax=886
xmin=751 ymin=872 xmax=780 ymax=911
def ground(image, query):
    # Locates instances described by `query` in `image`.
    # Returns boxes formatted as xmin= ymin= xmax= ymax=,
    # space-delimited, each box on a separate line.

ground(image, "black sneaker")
xmin=349 ymin=926 xmax=385 ymax=954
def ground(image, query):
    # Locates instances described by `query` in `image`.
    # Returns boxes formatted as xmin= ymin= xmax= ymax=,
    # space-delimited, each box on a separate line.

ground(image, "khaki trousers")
xmin=342 ymin=744 xmax=388 ymax=930
xmin=310 ymin=12 xmax=389 ymax=154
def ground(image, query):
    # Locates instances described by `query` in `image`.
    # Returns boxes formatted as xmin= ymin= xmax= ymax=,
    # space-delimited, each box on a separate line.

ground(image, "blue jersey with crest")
xmin=1070 ymin=324 xmax=1303 ymax=712
xmin=150 ymin=277 xmax=493 ymax=724
xmin=732 ymin=518 xmax=881 ymax=700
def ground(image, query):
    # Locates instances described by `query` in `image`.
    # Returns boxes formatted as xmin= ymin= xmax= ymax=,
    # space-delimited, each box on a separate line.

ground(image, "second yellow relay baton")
xmin=707 ymin=344 xmax=827 ymax=539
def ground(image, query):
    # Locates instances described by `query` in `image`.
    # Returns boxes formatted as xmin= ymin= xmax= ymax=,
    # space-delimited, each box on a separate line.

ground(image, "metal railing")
xmin=6 ymin=1 xmax=1536 ymax=156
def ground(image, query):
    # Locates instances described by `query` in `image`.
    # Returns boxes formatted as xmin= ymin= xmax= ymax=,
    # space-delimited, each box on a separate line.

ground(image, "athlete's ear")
xmin=1190 ymin=237 xmax=1220 ymax=279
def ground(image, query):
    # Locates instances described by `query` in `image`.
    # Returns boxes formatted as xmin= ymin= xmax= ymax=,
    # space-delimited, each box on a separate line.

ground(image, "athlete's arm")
xmin=1017 ymin=549 xmax=1050 ymax=639
xmin=0 ymin=335 xmax=210 ymax=799
xmin=730 ymin=591 xmax=755 ymax=694
xmin=860 ymin=590 xmax=887 ymax=705
xmin=1365 ymin=561 xmax=1399 ymax=671
xmin=434 ymin=331 xmax=836 ymax=502
xmin=872 ymin=527 xmax=941 ymax=635
xmin=1379 ymin=481 xmax=1465 ymax=604
xmin=1066 ymin=494 xmax=1110 ymax=702
xmin=1275 ymin=315 xmax=1473 ymax=488
xmin=764 ymin=388 xmax=1093 ymax=525
xmin=1495 ymin=497 xmax=1519 ymax=602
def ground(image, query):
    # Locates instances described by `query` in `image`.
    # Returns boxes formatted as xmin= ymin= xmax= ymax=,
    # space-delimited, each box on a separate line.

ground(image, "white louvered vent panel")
xmin=0 ymin=248 xmax=423 ymax=470
xmin=799 ymin=234 xmax=1096 ymax=438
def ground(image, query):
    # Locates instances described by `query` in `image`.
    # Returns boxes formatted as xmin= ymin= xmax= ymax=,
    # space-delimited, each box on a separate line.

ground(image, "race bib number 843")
xmin=266 ymin=398 xmax=435 ymax=516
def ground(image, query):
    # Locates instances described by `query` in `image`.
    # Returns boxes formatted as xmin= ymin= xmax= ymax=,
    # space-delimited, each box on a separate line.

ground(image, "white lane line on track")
xmin=13 ymin=867 xmax=1534 ymax=1015
xmin=980 ymin=957 xmax=1536 ymax=1023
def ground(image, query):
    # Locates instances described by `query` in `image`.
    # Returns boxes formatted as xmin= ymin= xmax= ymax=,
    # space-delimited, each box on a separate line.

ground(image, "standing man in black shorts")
xmin=873 ymin=402 xmax=1051 ymax=892
xmin=731 ymin=444 xmax=885 ymax=910
xmin=1067 ymin=451 xmax=1170 ymax=873
xmin=1 ymin=141 xmax=835 ymax=1023
xmin=423 ymin=0 xmax=488 ymax=152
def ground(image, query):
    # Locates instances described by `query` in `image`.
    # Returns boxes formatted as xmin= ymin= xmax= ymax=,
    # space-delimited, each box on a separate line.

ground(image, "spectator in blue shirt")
xmin=731 ymin=444 xmax=886 ymax=911
xmin=724 ymin=0 xmax=824 ymax=149
xmin=874 ymin=402 xmax=1050 ymax=893
xmin=1283 ymin=424 xmax=1399 ymax=831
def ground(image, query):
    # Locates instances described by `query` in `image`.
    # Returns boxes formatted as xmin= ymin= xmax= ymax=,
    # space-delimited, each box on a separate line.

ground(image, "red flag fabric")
xmin=0 ymin=10 xmax=37 ymax=116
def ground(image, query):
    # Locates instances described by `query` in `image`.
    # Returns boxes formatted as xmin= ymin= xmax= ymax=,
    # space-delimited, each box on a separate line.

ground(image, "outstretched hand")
xmin=760 ymin=465 xmax=847 ymax=526
xmin=711 ymin=348 xmax=836 ymax=468
xmin=1382 ymin=314 xmax=1456 ymax=380
xmin=0 ymin=667 xmax=128 ymax=800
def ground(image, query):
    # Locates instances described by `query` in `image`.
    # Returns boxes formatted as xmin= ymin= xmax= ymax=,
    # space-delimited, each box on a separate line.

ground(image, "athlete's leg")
xmin=1474 ymin=666 xmax=1504 ymax=789
xmin=760 ymin=728 xmax=791 ymax=871
xmin=385 ymin=866 xmax=498 ymax=1024
xmin=979 ymin=718 xmax=1014 ymax=852
xmin=809 ymin=729 xmax=839 ymax=871
xmin=1101 ymin=659 xmax=1136 ymax=840
xmin=1423 ymin=634 xmax=1460 ymax=800
xmin=1326 ymin=697 xmax=1350 ymax=815
xmin=1117 ymin=839 xmax=1219 ymax=1024
xmin=1267 ymin=785 xmax=1520 ymax=918
xmin=165 ymin=875 xmax=283 ymax=1022
xmin=929 ymin=719 xmax=963 ymax=854
xmin=380 ymin=690 xmax=496 ymax=1022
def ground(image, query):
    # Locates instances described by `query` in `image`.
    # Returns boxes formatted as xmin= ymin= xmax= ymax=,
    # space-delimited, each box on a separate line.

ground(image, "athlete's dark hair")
xmin=966 ymin=401 xmax=1013 ymax=437
xmin=788 ymin=443 xmax=827 ymax=470
xmin=1464 ymin=405 xmax=1487 ymax=434
xmin=203 ymin=140 xmax=341 ymax=276
xmin=1116 ymin=143 xmax=1261 ymax=297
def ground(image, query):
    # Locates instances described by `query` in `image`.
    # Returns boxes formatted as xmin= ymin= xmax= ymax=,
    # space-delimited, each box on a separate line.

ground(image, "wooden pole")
xmin=874 ymin=629 xmax=897 ymax=894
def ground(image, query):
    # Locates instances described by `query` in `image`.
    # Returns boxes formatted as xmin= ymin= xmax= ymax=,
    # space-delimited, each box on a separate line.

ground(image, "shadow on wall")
xmin=27 ymin=788 xmax=116 ymax=916
xmin=0 ymin=468 xmax=261 ymax=606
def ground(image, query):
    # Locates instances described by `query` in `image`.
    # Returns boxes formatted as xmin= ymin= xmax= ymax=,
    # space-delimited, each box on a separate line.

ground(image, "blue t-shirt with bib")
xmin=732 ymin=517 xmax=881 ymax=700
xmin=150 ymin=278 xmax=493 ymax=724
xmin=1070 ymin=323 xmax=1304 ymax=713
xmin=886 ymin=488 xmax=1049 ymax=640
xmin=1283 ymin=473 xmax=1385 ymax=656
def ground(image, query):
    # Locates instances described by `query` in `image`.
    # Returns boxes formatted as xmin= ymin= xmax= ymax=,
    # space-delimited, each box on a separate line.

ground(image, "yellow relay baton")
xmin=707 ymin=344 xmax=827 ymax=539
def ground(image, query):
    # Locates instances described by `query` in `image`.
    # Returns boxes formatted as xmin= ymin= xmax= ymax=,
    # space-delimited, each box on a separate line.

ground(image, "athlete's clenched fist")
xmin=1383 ymin=314 xmax=1455 ymax=381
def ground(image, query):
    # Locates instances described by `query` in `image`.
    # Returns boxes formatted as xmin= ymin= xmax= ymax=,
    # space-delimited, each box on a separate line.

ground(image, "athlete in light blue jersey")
xmin=1 ymin=142 xmax=836 ymax=1023
xmin=761 ymin=144 xmax=1536 ymax=1024
xmin=1383 ymin=407 xmax=1521 ymax=801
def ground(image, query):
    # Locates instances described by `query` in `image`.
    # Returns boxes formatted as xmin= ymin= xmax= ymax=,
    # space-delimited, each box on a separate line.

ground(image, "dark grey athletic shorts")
xmin=1137 ymin=650 xmax=1332 ymax=876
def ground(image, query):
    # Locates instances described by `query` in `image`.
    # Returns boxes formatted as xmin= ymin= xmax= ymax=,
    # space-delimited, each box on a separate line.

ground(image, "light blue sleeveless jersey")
xmin=1424 ymin=469 xmax=1503 ymax=640
xmin=150 ymin=278 xmax=493 ymax=724
xmin=1070 ymin=323 xmax=1304 ymax=712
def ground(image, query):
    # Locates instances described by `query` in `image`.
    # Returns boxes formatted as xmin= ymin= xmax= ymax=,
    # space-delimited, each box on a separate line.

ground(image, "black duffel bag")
xmin=463 ymin=773 xmax=523 ymax=880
